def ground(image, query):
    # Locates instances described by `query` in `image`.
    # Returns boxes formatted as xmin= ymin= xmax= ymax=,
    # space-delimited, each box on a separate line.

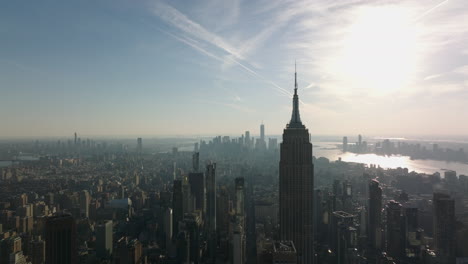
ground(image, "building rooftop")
xmin=332 ymin=211 xmax=355 ymax=218
xmin=273 ymin=240 xmax=296 ymax=253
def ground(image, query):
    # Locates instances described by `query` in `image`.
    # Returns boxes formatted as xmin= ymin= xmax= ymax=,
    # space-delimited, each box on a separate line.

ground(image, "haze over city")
xmin=2 ymin=0 xmax=468 ymax=138
xmin=2 ymin=1 xmax=468 ymax=264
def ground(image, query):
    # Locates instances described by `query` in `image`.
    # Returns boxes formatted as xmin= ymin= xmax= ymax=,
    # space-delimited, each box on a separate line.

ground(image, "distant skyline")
xmin=1 ymin=0 xmax=468 ymax=137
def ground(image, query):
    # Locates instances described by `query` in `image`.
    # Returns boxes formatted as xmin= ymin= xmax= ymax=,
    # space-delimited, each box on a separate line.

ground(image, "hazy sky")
xmin=1 ymin=0 xmax=467 ymax=138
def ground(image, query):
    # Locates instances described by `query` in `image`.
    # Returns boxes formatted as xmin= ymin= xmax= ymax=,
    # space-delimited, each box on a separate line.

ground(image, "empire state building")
xmin=279 ymin=66 xmax=314 ymax=264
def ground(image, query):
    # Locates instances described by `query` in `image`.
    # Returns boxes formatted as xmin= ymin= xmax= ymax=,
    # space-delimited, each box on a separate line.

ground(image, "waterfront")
xmin=315 ymin=142 xmax=468 ymax=176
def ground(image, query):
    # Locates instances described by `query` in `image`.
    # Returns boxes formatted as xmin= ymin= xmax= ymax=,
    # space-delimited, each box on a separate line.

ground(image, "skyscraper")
xmin=433 ymin=192 xmax=456 ymax=263
xmin=192 ymin=152 xmax=200 ymax=172
xmin=172 ymin=179 xmax=183 ymax=236
xmin=260 ymin=123 xmax=265 ymax=142
xmin=137 ymin=137 xmax=142 ymax=153
xmin=386 ymin=201 xmax=403 ymax=260
xmin=79 ymin=190 xmax=90 ymax=218
xmin=45 ymin=214 xmax=77 ymax=264
xmin=235 ymin=177 xmax=245 ymax=217
xmin=206 ymin=163 xmax=217 ymax=263
xmin=164 ymin=208 xmax=173 ymax=249
xmin=188 ymin=171 xmax=205 ymax=213
xmin=29 ymin=238 xmax=45 ymax=264
xmin=368 ymin=180 xmax=382 ymax=250
xmin=279 ymin=66 xmax=314 ymax=264
xmin=257 ymin=124 xmax=267 ymax=150
xmin=96 ymin=220 xmax=113 ymax=259
xmin=245 ymin=131 xmax=251 ymax=148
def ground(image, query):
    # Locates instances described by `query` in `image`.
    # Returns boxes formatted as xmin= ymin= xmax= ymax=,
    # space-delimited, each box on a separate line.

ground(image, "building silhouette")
xmin=188 ymin=172 xmax=205 ymax=214
xmin=45 ymin=214 xmax=77 ymax=264
xmin=96 ymin=220 xmax=113 ymax=259
xmin=206 ymin=163 xmax=217 ymax=263
xmin=279 ymin=66 xmax=314 ymax=264
xmin=192 ymin=152 xmax=200 ymax=172
xmin=260 ymin=123 xmax=265 ymax=142
xmin=172 ymin=179 xmax=183 ymax=236
xmin=137 ymin=137 xmax=142 ymax=153
xmin=386 ymin=200 xmax=403 ymax=260
xmin=433 ymin=192 xmax=456 ymax=263
xmin=368 ymin=180 xmax=382 ymax=251
xmin=330 ymin=211 xmax=356 ymax=264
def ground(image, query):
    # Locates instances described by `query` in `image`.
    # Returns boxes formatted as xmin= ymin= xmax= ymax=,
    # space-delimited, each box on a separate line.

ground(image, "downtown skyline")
xmin=1 ymin=0 xmax=468 ymax=138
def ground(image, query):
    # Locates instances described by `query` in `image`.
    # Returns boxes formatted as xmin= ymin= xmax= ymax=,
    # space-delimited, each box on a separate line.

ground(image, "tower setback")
xmin=279 ymin=65 xmax=314 ymax=264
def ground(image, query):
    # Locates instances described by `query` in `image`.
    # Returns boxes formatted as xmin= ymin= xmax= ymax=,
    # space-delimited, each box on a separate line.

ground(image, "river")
xmin=314 ymin=142 xmax=468 ymax=176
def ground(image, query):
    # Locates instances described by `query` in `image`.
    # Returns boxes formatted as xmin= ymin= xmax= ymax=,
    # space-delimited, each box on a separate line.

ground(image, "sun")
xmin=334 ymin=6 xmax=421 ymax=95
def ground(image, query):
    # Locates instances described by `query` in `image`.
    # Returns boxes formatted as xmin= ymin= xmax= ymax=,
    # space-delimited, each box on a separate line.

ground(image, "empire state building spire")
xmin=288 ymin=63 xmax=304 ymax=128
xmin=280 ymin=62 xmax=314 ymax=264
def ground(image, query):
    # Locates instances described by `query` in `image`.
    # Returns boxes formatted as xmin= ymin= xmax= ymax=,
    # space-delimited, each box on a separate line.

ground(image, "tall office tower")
xmin=358 ymin=134 xmax=362 ymax=146
xmin=246 ymin=179 xmax=258 ymax=264
xmin=232 ymin=222 xmax=245 ymax=264
xmin=192 ymin=152 xmax=200 ymax=172
xmin=206 ymin=163 xmax=217 ymax=263
xmin=342 ymin=137 xmax=348 ymax=152
xmin=45 ymin=214 xmax=77 ymax=264
xmin=194 ymin=142 xmax=199 ymax=152
xmin=9 ymin=251 xmax=28 ymax=264
xmin=433 ymin=193 xmax=456 ymax=263
xmin=79 ymin=190 xmax=90 ymax=218
xmin=279 ymin=66 xmax=314 ymax=264
xmin=29 ymin=238 xmax=45 ymax=264
xmin=386 ymin=201 xmax=403 ymax=260
xmin=175 ymin=232 xmax=190 ymax=264
xmin=172 ymin=179 xmax=183 ymax=236
xmin=164 ymin=208 xmax=173 ymax=249
xmin=268 ymin=138 xmax=278 ymax=150
xmin=260 ymin=123 xmax=265 ymax=142
xmin=217 ymin=186 xmax=231 ymax=239
xmin=330 ymin=211 xmax=356 ymax=264
xmin=182 ymin=176 xmax=193 ymax=214
xmin=96 ymin=220 xmax=113 ymax=259
xmin=245 ymin=131 xmax=251 ymax=148
xmin=74 ymin=132 xmax=77 ymax=146
xmin=137 ymin=137 xmax=142 ymax=153
xmin=182 ymin=213 xmax=202 ymax=264
xmin=368 ymin=180 xmax=382 ymax=250
xmin=0 ymin=235 xmax=22 ymax=264
xmin=256 ymin=123 xmax=267 ymax=150
xmin=403 ymin=207 xmax=421 ymax=259
xmin=188 ymin=171 xmax=205 ymax=213
xmin=134 ymin=172 xmax=140 ymax=186
xmin=235 ymin=177 xmax=245 ymax=217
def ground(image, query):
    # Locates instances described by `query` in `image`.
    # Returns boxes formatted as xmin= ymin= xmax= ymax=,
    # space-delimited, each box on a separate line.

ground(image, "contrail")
xmin=150 ymin=1 xmax=294 ymax=98
xmin=223 ymin=56 xmax=292 ymax=97
xmin=153 ymin=25 xmax=292 ymax=98
xmin=153 ymin=25 xmax=225 ymax=62
xmin=413 ymin=0 xmax=449 ymax=22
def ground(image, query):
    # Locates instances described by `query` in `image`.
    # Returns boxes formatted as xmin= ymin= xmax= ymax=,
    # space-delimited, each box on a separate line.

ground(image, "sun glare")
xmin=334 ymin=6 xmax=421 ymax=95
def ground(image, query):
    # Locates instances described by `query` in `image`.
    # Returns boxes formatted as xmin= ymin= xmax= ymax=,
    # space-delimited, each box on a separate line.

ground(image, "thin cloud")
xmin=454 ymin=65 xmax=468 ymax=76
xmin=150 ymin=1 xmax=292 ymax=98
xmin=424 ymin=74 xmax=443 ymax=81
xmin=209 ymin=101 xmax=254 ymax=113
xmin=151 ymin=1 xmax=244 ymax=61
xmin=155 ymin=26 xmax=224 ymax=62
xmin=413 ymin=0 xmax=449 ymax=22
